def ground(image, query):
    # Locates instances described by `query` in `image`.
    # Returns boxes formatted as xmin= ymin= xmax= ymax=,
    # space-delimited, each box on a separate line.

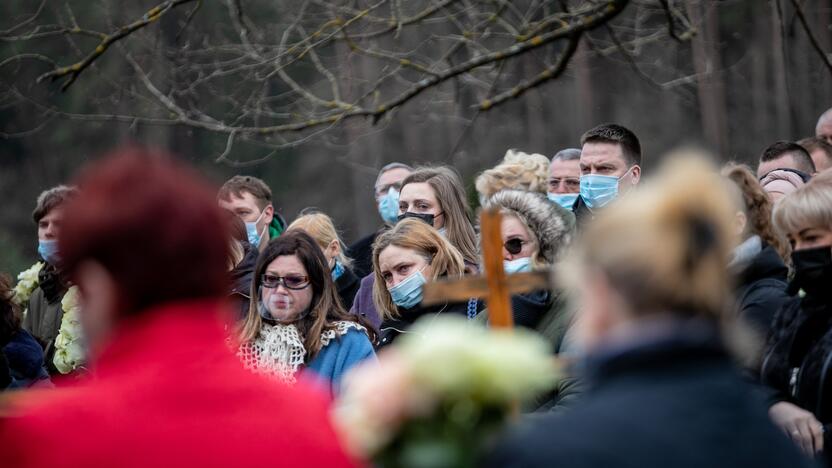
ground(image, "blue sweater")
xmin=306 ymin=328 xmax=375 ymax=396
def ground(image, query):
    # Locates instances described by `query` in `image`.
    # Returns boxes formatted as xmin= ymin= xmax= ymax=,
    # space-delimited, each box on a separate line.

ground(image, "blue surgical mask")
xmin=388 ymin=269 xmax=426 ymax=309
xmin=504 ymin=257 xmax=532 ymax=274
xmin=580 ymin=168 xmax=633 ymax=210
xmin=378 ymin=188 xmax=400 ymax=225
xmin=245 ymin=209 xmax=267 ymax=248
xmin=547 ymin=193 xmax=579 ymax=210
xmin=331 ymin=261 xmax=345 ymax=281
xmin=38 ymin=239 xmax=60 ymax=265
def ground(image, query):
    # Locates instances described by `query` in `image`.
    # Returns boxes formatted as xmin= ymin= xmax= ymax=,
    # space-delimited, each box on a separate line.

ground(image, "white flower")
xmin=53 ymin=286 xmax=86 ymax=374
xmin=12 ymin=262 xmax=44 ymax=307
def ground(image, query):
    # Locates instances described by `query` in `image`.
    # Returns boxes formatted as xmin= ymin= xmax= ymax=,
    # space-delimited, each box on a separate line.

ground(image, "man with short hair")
xmin=347 ymin=162 xmax=413 ymax=279
xmin=547 ymin=148 xmax=581 ymax=210
xmin=798 ymin=136 xmax=832 ymax=174
xmin=218 ymin=175 xmax=286 ymax=251
xmin=815 ymin=107 xmax=832 ymax=144
xmin=23 ymin=185 xmax=77 ymax=373
xmin=756 ymin=141 xmax=816 ymax=179
xmin=574 ymin=124 xmax=642 ymax=224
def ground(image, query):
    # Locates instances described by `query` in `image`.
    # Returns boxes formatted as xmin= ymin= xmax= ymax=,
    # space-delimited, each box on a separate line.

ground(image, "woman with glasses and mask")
xmin=287 ymin=212 xmax=360 ymax=311
xmin=371 ymin=219 xmax=480 ymax=348
xmin=237 ymin=231 xmax=376 ymax=396
xmin=762 ymin=170 xmax=832 ymax=462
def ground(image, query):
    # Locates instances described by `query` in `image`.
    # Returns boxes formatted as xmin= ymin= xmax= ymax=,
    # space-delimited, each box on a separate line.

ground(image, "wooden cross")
xmin=422 ymin=208 xmax=557 ymax=328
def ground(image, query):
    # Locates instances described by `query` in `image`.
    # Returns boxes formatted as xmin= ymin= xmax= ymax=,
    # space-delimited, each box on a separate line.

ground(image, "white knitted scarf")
xmin=237 ymin=321 xmax=366 ymax=384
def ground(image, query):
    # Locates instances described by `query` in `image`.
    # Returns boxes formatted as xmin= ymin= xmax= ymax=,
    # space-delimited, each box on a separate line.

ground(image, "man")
xmin=347 ymin=162 xmax=413 ymax=278
xmin=547 ymin=148 xmax=581 ymax=210
xmin=1 ymin=149 xmax=357 ymax=468
xmin=816 ymin=107 xmax=832 ymax=144
xmin=574 ymin=124 xmax=642 ymax=224
xmin=218 ymin=175 xmax=286 ymax=251
xmin=798 ymin=136 xmax=832 ymax=174
xmin=756 ymin=141 xmax=816 ymax=179
xmin=22 ymin=185 xmax=77 ymax=373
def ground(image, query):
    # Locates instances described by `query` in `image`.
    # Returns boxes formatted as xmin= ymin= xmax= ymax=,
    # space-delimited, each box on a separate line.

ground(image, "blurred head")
xmin=565 ymin=154 xmax=737 ymax=351
xmin=548 ymin=148 xmax=582 ymax=195
xmin=217 ymin=175 xmax=275 ymax=248
xmin=759 ymin=168 xmax=810 ymax=204
xmin=287 ymin=211 xmax=352 ymax=269
xmin=59 ymin=149 xmax=230 ymax=351
xmin=399 ymin=167 xmax=479 ymax=265
xmin=475 ymin=149 xmax=550 ymax=202
xmin=773 ymin=171 xmax=832 ymax=252
xmin=240 ymin=230 xmax=358 ymax=359
xmin=722 ymin=164 xmax=789 ymax=261
xmin=798 ymin=136 xmax=832 ymax=174
xmin=579 ymin=123 xmax=642 ymax=195
xmin=816 ymin=108 xmax=832 ymax=145
xmin=372 ymin=219 xmax=466 ymax=319
xmin=483 ymin=190 xmax=574 ymax=268
xmin=757 ymin=141 xmax=816 ymax=178
xmin=33 ymin=185 xmax=77 ymax=241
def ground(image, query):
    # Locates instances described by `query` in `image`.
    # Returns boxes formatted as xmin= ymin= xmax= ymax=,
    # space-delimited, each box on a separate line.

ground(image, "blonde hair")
xmin=401 ymin=167 xmax=479 ymax=266
xmin=475 ymin=149 xmax=550 ymax=200
xmin=371 ymin=218 xmax=466 ymax=320
xmin=287 ymin=211 xmax=353 ymax=269
xmin=773 ymin=170 xmax=832 ymax=238
xmin=566 ymin=153 xmax=738 ymax=323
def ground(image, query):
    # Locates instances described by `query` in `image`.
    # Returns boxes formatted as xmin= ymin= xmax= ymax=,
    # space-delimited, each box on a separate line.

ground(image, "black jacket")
xmin=571 ymin=196 xmax=592 ymax=230
xmin=335 ymin=266 xmax=361 ymax=311
xmin=762 ymin=293 xmax=832 ymax=434
xmin=377 ymin=300 xmax=481 ymax=349
xmin=734 ymin=244 xmax=792 ymax=337
xmin=347 ymin=230 xmax=382 ymax=280
xmin=489 ymin=322 xmax=812 ymax=468
xmin=229 ymin=245 xmax=259 ymax=321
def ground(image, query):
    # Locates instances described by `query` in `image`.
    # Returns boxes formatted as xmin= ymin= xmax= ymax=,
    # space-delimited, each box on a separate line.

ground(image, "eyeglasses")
xmin=504 ymin=238 xmax=526 ymax=255
xmin=261 ymin=274 xmax=310 ymax=290
xmin=374 ymin=182 xmax=403 ymax=198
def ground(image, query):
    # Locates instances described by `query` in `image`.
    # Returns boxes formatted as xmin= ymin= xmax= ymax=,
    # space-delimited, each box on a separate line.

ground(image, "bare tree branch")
xmin=788 ymin=0 xmax=832 ymax=77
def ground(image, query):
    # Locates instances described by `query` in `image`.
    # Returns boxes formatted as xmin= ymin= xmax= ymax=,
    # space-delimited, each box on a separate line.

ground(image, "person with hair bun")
xmin=288 ymin=212 xmax=361 ymax=311
xmin=475 ymin=149 xmax=551 ymax=203
xmin=489 ymin=154 xmax=810 ymax=468
xmin=237 ymin=230 xmax=375 ymax=395
xmin=722 ymin=164 xmax=792 ymax=341
xmin=762 ymin=170 xmax=832 ymax=461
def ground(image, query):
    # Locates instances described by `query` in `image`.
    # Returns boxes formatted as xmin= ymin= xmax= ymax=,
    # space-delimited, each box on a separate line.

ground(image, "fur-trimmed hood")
xmin=483 ymin=190 xmax=575 ymax=264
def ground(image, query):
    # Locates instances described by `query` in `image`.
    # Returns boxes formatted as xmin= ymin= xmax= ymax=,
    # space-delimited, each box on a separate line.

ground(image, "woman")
xmin=488 ymin=155 xmax=809 ymax=468
xmin=475 ymin=149 xmax=551 ymax=203
xmin=723 ymin=165 xmax=792 ymax=341
xmin=287 ymin=212 xmax=360 ymax=310
xmin=760 ymin=168 xmax=810 ymax=203
xmin=762 ymin=170 xmax=832 ymax=461
xmin=372 ymin=218 xmax=479 ymax=348
xmin=481 ymin=189 xmax=574 ymax=330
xmin=237 ymin=230 xmax=376 ymax=395
xmin=352 ymin=166 xmax=480 ymax=329
xmin=1 ymin=274 xmax=49 ymax=390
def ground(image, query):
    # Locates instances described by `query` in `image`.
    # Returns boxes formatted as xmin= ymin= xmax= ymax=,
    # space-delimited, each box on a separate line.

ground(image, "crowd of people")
xmin=1 ymin=108 xmax=832 ymax=466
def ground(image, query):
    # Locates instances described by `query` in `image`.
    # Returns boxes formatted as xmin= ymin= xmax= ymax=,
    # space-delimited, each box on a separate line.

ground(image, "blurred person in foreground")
xmin=0 ymin=149 xmax=358 ymax=468
xmin=762 ymin=170 xmax=832 ymax=463
xmin=488 ymin=154 xmax=811 ymax=468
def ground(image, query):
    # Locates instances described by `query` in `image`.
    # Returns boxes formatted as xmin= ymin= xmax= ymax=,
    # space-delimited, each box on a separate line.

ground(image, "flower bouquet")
xmin=53 ymin=286 xmax=86 ymax=374
xmin=334 ymin=316 xmax=558 ymax=468
xmin=12 ymin=261 xmax=43 ymax=307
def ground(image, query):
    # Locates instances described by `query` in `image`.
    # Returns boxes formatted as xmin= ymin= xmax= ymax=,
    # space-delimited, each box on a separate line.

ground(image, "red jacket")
xmin=0 ymin=300 xmax=359 ymax=468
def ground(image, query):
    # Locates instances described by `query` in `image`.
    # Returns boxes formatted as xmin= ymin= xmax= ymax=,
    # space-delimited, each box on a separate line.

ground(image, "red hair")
xmin=59 ymin=148 xmax=230 ymax=315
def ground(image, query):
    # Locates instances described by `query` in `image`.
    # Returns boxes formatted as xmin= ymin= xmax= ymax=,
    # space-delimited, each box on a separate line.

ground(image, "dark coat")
xmin=347 ymin=230 xmax=382 ymax=280
xmin=762 ymin=293 xmax=832 ymax=438
xmin=734 ymin=244 xmax=792 ymax=337
xmin=335 ymin=266 xmax=360 ymax=311
xmin=21 ymin=263 xmax=67 ymax=374
xmin=489 ymin=322 xmax=813 ymax=468
xmin=3 ymin=329 xmax=49 ymax=389
xmin=377 ymin=299 xmax=481 ymax=349
xmin=229 ymin=244 xmax=259 ymax=321
xmin=571 ymin=196 xmax=592 ymax=230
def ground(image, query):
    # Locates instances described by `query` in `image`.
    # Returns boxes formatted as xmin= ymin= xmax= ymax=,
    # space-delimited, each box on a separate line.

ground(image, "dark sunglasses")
xmin=504 ymin=238 xmax=526 ymax=255
xmin=261 ymin=274 xmax=310 ymax=290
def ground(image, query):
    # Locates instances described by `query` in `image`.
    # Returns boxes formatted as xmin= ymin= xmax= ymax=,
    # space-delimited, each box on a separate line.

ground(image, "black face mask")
xmin=791 ymin=246 xmax=832 ymax=297
xmin=397 ymin=211 xmax=436 ymax=227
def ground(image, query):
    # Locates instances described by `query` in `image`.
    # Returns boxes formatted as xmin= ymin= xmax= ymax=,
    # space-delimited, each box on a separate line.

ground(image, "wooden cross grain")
xmin=422 ymin=208 xmax=557 ymax=328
